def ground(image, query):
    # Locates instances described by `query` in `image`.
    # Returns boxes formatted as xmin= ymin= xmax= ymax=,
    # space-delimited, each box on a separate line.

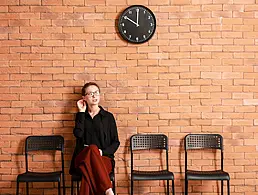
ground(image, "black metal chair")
xmin=184 ymin=134 xmax=230 ymax=195
xmin=70 ymin=170 xmax=116 ymax=195
xmin=16 ymin=135 xmax=65 ymax=195
xmin=130 ymin=134 xmax=175 ymax=195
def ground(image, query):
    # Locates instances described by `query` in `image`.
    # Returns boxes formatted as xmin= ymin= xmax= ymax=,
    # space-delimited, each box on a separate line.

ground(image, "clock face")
xmin=118 ymin=5 xmax=156 ymax=44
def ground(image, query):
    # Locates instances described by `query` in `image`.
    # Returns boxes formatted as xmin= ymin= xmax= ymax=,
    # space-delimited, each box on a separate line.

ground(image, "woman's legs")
xmin=75 ymin=145 xmax=113 ymax=195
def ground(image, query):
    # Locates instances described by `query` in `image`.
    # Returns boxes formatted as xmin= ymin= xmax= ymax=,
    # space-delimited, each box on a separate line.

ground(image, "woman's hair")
xmin=81 ymin=82 xmax=100 ymax=96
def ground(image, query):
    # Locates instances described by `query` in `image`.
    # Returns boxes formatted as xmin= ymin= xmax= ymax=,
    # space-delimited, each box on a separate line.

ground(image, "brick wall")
xmin=0 ymin=0 xmax=258 ymax=194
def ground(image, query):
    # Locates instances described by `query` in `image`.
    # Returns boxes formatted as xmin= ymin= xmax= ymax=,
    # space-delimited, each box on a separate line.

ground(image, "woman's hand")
xmin=77 ymin=99 xmax=86 ymax=112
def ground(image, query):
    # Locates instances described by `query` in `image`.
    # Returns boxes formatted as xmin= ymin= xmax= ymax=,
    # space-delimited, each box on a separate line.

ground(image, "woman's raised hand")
xmin=77 ymin=99 xmax=86 ymax=112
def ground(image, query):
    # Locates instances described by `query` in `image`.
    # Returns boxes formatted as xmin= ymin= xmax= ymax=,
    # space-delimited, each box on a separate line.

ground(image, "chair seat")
xmin=186 ymin=170 xmax=230 ymax=180
xmin=132 ymin=170 xmax=174 ymax=181
xmin=17 ymin=171 xmax=62 ymax=182
xmin=71 ymin=171 xmax=114 ymax=182
xmin=71 ymin=173 xmax=81 ymax=181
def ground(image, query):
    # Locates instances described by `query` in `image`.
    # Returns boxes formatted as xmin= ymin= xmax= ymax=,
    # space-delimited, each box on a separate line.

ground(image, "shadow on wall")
xmin=178 ymin=137 xmax=185 ymax=194
xmin=122 ymin=137 xmax=130 ymax=194
xmin=15 ymin=139 xmax=26 ymax=194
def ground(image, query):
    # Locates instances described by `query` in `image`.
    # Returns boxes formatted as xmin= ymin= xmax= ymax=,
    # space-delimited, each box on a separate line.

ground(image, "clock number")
xmin=129 ymin=35 xmax=131 ymax=39
xmin=136 ymin=37 xmax=139 ymax=41
xmin=148 ymin=16 xmax=151 ymax=19
xmin=124 ymin=30 xmax=127 ymax=34
xmin=143 ymin=35 xmax=146 ymax=39
xmin=148 ymin=30 xmax=151 ymax=33
xmin=144 ymin=10 xmax=146 ymax=14
xmin=129 ymin=10 xmax=132 ymax=14
xmin=150 ymin=23 xmax=153 ymax=26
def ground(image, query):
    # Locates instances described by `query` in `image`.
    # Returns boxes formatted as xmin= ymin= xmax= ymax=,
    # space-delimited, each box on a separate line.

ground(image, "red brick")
xmin=42 ymin=0 xmax=62 ymax=5
xmin=22 ymin=108 xmax=43 ymax=114
xmin=30 ymin=19 xmax=51 ymax=26
xmin=40 ymin=13 xmax=62 ymax=20
xmin=20 ymin=0 xmax=41 ymax=5
xmin=21 ymin=53 xmax=41 ymax=60
xmin=42 ymin=54 xmax=63 ymax=60
xmin=9 ymin=19 xmax=30 ymax=26
xmin=9 ymin=33 xmax=30 ymax=40
xmin=31 ymin=46 xmax=52 ymax=53
xmin=0 ymin=0 xmax=19 ymax=5
xmin=21 ymin=40 xmax=42 ymax=46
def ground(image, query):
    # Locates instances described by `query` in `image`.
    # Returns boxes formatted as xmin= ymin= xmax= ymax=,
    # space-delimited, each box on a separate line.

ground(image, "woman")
xmin=69 ymin=82 xmax=120 ymax=195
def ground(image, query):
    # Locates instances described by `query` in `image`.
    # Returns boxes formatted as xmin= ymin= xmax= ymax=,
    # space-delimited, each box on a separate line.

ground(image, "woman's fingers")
xmin=77 ymin=99 xmax=86 ymax=112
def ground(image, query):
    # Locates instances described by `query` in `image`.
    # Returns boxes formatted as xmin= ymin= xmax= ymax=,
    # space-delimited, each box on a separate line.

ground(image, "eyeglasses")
xmin=85 ymin=90 xmax=100 ymax=97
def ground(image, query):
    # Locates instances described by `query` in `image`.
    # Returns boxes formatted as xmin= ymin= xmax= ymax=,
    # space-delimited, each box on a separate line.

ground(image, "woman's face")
xmin=83 ymin=85 xmax=100 ymax=106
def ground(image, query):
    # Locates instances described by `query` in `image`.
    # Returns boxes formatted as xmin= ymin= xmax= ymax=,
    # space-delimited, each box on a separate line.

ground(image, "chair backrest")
xmin=184 ymin=134 xmax=224 ymax=171
xmin=130 ymin=134 xmax=169 ymax=171
xmin=25 ymin=135 xmax=64 ymax=172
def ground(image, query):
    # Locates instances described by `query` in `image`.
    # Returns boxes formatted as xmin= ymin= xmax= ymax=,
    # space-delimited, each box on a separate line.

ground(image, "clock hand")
xmin=124 ymin=16 xmax=139 ymax=27
xmin=136 ymin=9 xmax=139 ymax=26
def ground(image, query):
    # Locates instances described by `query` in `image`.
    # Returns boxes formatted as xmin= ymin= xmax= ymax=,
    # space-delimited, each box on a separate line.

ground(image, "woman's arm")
xmin=73 ymin=99 xmax=87 ymax=138
xmin=102 ymin=114 xmax=120 ymax=156
xmin=73 ymin=112 xmax=86 ymax=139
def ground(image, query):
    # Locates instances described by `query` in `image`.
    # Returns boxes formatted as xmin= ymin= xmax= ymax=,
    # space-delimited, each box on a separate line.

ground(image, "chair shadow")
xmin=15 ymin=138 xmax=26 ymax=194
xmin=178 ymin=137 xmax=185 ymax=195
xmin=122 ymin=137 xmax=131 ymax=194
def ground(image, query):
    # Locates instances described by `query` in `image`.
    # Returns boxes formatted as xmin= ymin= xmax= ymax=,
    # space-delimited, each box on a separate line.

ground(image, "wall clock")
xmin=118 ymin=5 xmax=156 ymax=44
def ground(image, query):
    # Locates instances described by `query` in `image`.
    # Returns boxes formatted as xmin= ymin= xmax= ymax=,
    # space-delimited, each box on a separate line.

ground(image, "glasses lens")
xmin=86 ymin=90 xmax=100 ymax=96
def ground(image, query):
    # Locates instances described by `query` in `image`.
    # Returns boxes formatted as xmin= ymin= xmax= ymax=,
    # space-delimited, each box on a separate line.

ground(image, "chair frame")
xmin=70 ymin=171 xmax=116 ymax=195
xmin=184 ymin=134 xmax=230 ymax=195
xmin=16 ymin=135 xmax=65 ymax=195
xmin=130 ymin=134 xmax=175 ymax=195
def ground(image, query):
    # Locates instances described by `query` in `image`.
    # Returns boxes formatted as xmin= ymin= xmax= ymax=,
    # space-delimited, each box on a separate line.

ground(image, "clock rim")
xmin=118 ymin=5 xmax=156 ymax=44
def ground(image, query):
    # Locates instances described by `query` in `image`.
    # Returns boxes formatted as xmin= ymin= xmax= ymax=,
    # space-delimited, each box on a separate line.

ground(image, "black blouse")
xmin=69 ymin=106 xmax=120 ymax=175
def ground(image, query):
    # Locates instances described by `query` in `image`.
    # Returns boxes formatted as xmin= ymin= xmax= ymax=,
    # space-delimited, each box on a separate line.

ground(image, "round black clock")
xmin=118 ymin=5 xmax=156 ymax=44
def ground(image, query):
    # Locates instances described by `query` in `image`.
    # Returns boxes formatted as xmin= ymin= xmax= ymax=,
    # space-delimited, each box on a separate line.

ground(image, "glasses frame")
xmin=85 ymin=90 xmax=100 ymax=97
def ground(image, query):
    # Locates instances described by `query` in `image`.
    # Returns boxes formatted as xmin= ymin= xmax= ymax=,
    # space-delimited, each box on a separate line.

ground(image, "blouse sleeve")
xmin=73 ymin=112 xmax=86 ymax=139
xmin=102 ymin=114 xmax=120 ymax=156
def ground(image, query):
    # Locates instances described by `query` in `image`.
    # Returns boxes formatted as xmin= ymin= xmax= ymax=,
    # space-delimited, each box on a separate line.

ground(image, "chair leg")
xmin=76 ymin=181 xmax=79 ymax=195
xmin=16 ymin=182 xmax=19 ymax=195
xmin=221 ymin=180 xmax=223 ymax=195
xmin=172 ymin=180 xmax=175 ymax=195
xmin=63 ymin=175 xmax=65 ymax=195
xmin=26 ymin=182 xmax=29 ymax=195
xmin=58 ymin=182 xmax=61 ymax=195
xmin=167 ymin=180 xmax=169 ymax=195
xmin=71 ymin=179 xmax=74 ymax=195
xmin=112 ymin=178 xmax=116 ymax=195
xmin=227 ymin=180 xmax=230 ymax=195
xmin=131 ymin=179 xmax=133 ymax=195
xmin=185 ymin=180 xmax=188 ymax=195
